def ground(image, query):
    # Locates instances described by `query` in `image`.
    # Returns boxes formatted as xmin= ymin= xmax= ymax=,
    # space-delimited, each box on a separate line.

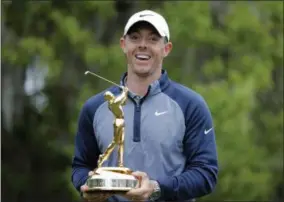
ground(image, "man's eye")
xmin=130 ymin=35 xmax=139 ymax=40
xmin=150 ymin=36 xmax=159 ymax=41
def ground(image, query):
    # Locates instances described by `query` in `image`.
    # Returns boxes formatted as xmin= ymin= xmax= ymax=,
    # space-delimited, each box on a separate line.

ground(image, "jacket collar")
xmin=120 ymin=69 xmax=170 ymax=97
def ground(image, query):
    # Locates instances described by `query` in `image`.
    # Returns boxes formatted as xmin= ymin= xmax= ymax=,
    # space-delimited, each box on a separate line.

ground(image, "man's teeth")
xmin=135 ymin=54 xmax=151 ymax=60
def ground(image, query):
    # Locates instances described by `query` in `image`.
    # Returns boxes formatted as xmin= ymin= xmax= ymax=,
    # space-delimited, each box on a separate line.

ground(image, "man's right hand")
xmin=80 ymin=171 xmax=112 ymax=202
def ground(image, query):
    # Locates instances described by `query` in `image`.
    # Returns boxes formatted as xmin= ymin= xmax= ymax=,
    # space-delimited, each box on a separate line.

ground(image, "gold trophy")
xmin=84 ymin=71 xmax=139 ymax=198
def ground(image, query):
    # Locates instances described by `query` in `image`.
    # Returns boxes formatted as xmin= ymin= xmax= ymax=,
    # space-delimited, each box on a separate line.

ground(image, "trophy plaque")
xmin=84 ymin=71 xmax=139 ymax=197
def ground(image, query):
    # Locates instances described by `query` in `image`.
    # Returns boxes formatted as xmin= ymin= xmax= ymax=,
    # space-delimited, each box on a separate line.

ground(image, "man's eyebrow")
xmin=150 ymin=32 xmax=161 ymax=36
xmin=127 ymin=30 xmax=139 ymax=34
xmin=127 ymin=30 xmax=161 ymax=37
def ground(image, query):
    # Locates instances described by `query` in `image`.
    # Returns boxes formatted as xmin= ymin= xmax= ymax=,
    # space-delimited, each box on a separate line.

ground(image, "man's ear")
xmin=120 ymin=37 xmax=127 ymax=54
xmin=163 ymin=41 xmax=173 ymax=57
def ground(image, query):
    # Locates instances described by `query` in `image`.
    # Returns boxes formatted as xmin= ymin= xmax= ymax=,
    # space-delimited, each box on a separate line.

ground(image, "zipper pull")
xmin=136 ymin=103 xmax=140 ymax=112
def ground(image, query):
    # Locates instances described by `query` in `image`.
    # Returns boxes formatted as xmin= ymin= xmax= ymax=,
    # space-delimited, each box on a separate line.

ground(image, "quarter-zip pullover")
xmin=71 ymin=70 xmax=218 ymax=201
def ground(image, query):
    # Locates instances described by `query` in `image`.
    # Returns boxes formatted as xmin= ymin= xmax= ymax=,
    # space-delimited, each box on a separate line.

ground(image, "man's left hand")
xmin=126 ymin=171 xmax=155 ymax=201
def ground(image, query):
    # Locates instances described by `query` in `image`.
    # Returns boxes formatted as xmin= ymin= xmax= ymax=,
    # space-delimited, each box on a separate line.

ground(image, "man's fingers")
xmin=134 ymin=181 xmax=140 ymax=189
xmin=132 ymin=171 xmax=148 ymax=179
xmin=81 ymin=184 xmax=89 ymax=192
xmin=126 ymin=171 xmax=153 ymax=201
xmin=88 ymin=171 xmax=94 ymax=176
xmin=132 ymin=171 xmax=148 ymax=187
xmin=126 ymin=189 xmax=148 ymax=201
xmin=126 ymin=188 xmax=146 ymax=197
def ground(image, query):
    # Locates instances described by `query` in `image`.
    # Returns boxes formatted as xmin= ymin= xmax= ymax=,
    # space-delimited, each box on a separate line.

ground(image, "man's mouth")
xmin=135 ymin=54 xmax=151 ymax=61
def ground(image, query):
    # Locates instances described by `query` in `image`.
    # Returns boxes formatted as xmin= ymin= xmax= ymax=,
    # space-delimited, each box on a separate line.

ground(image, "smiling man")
xmin=72 ymin=10 xmax=219 ymax=202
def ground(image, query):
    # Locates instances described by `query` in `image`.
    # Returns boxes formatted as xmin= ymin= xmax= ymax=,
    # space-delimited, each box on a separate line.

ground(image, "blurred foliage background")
xmin=1 ymin=1 xmax=283 ymax=202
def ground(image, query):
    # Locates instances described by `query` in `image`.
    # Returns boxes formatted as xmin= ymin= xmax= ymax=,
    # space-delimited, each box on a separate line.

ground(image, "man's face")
xmin=120 ymin=22 xmax=172 ymax=77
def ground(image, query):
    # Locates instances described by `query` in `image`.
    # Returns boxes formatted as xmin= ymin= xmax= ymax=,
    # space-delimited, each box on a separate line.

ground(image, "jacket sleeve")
xmin=157 ymin=98 xmax=219 ymax=200
xmin=71 ymin=101 xmax=100 ymax=192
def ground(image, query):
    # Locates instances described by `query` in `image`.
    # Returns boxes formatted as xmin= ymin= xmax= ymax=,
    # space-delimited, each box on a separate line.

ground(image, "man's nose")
xmin=138 ymin=39 xmax=147 ymax=48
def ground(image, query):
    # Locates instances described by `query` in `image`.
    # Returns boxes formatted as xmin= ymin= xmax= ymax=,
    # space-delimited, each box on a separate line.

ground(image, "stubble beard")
xmin=131 ymin=63 xmax=156 ymax=78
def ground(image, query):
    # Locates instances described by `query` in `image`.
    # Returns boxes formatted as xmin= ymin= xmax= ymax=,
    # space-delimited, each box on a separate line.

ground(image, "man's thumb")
xmin=88 ymin=171 xmax=94 ymax=176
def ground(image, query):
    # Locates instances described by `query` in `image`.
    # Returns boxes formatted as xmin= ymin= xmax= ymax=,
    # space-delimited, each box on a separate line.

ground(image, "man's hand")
xmin=80 ymin=171 xmax=112 ymax=202
xmin=126 ymin=171 xmax=155 ymax=201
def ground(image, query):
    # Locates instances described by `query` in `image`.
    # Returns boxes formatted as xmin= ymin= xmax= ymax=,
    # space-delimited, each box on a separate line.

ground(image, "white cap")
xmin=123 ymin=10 xmax=170 ymax=41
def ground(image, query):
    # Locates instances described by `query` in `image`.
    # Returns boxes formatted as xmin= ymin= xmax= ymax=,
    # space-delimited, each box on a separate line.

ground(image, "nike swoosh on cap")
xmin=139 ymin=14 xmax=154 ymax=17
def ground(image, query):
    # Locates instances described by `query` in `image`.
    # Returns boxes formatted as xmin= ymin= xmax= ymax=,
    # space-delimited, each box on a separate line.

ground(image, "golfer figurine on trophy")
xmin=97 ymin=86 xmax=128 ymax=168
xmin=84 ymin=71 xmax=139 ymax=194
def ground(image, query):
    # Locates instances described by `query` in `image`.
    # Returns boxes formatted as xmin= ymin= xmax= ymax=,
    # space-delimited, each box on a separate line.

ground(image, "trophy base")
xmin=86 ymin=167 xmax=139 ymax=192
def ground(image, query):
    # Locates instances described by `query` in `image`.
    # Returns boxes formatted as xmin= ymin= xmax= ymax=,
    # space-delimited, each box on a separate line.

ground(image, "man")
xmin=72 ymin=10 xmax=218 ymax=202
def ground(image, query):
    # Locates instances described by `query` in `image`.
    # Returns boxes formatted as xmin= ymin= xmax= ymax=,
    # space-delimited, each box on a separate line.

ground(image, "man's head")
xmin=120 ymin=10 xmax=173 ymax=78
